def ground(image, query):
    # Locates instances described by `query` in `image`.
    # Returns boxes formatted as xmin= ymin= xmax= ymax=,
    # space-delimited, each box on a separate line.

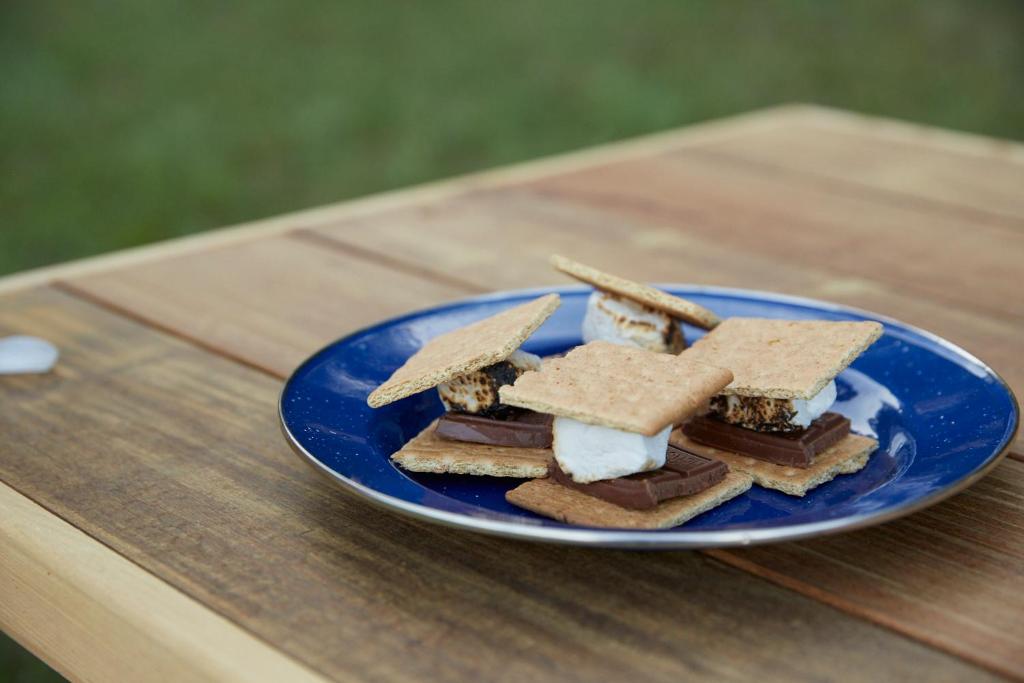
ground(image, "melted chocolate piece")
xmin=683 ymin=412 xmax=850 ymax=468
xmin=435 ymin=410 xmax=553 ymax=448
xmin=549 ymin=446 xmax=727 ymax=510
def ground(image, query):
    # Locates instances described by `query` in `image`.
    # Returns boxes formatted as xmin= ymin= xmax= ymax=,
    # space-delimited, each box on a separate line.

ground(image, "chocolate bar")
xmin=549 ymin=445 xmax=727 ymax=510
xmin=682 ymin=412 xmax=850 ymax=468
xmin=435 ymin=410 xmax=553 ymax=448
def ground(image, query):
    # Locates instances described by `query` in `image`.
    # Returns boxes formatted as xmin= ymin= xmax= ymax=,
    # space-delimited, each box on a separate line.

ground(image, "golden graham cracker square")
xmin=550 ymin=254 xmax=721 ymax=329
xmin=670 ymin=429 xmax=878 ymax=497
xmin=499 ymin=341 xmax=733 ymax=436
xmin=391 ymin=420 xmax=552 ymax=478
xmin=368 ymin=293 xmax=560 ymax=408
xmin=682 ymin=317 xmax=883 ymax=400
xmin=506 ymin=471 xmax=752 ymax=529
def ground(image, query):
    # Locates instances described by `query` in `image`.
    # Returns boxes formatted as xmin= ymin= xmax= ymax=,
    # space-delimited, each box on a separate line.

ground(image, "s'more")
xmin=551 ymin=255 xmax=720 ymax=354
xmin=672 ymin=318 xmax=883 ymax=496
xmin=499 ymin=341 xmax=752 ymax=529
xmin=367 ymin=294 xmax=560 ymax=478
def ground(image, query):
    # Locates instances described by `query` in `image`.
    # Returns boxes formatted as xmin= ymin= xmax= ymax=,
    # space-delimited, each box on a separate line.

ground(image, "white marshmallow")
xmin=438 ymin=350 xmax=541 ymax=414
xmin=790 ymin=380 xmax=837 ymax=428
xmin=581 ymin=291 xmax=683 ymax=354
xmin=0 ymin=335 xmax=59 ymax=375
xmin=552 ymin=416 xmax=670 ymax=483
xmin=507 ymin=349 xmax=542 ymax=371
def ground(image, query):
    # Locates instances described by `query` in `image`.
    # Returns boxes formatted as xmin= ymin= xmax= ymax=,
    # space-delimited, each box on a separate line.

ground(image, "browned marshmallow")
xmin=438 ymin=350 xmax=541 ymax=416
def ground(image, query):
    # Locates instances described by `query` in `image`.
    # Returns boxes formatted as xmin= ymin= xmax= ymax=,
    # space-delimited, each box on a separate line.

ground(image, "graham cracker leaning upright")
xmin=367 ymin=293 xmax=560 ymax=407
xmin=550 ymin=254 xmax=721 ymax=329
xmin=499 ymin=341 xmax=733 ymax=435
xmin=683 ymin=318 xmax=883 ymax=400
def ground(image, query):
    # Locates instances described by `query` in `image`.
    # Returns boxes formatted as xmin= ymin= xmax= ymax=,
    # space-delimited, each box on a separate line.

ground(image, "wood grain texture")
xmin=62 ymin=235 xmax=472 ymax=377
xmin=712 ymin=458 xmax=1024 ymax=680
xmin=531 ymin=152 xmax=1024 ymax=321
xmin=0 ymin=481 xmax=329 ymax=683
xmin=690 ymin=116 xmax=1024 ymax=226
xmin=790 ymin=106 xmax=1024 ymax=161
xmin=0 ymin=288 xmax=999 ymax=683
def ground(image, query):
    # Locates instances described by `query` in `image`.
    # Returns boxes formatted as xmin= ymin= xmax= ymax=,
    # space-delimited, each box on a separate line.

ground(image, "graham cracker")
xmin=682 ymin=318 xmax=883 ymax=400
xmin=506 ymin=471 xmax=752 ymax=529
xmin=499 ymin=341 xmax=733 ymax=435
xmin=368 ymin=294 xmax=560 ymax=408
xmin=391 ymin=419 xmax=552 ymax=478
xmin=550 ymin=254 xmax=720 ymax=329
xmin=670 ymin=429 xmax=878 ymax=497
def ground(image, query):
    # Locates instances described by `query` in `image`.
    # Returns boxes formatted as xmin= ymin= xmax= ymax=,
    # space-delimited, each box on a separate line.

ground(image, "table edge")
xmin=5 ymin=103 xmax=1022 ymax=298
xmin=0 ymin=480 xmax=331 ymax=683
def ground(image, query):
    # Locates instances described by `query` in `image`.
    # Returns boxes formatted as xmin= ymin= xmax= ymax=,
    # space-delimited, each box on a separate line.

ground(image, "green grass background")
xmin=1 ymin=1 xmax=1022 ymax=680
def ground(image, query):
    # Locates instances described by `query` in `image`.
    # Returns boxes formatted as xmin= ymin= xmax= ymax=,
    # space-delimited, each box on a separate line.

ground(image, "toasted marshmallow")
xmin=709 ymin=380 xmax=837 ymax=432
xmin=582 ymin=291 xmax=684 ymax=354
xmin=552 ymin=416 xmax=670 ymax=483
xmin=438 ymin=350 xmax=541 ymax=415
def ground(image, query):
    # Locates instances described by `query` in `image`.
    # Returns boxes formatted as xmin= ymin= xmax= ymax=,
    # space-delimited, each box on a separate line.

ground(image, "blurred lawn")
xmin=1 ymin=0 xmax=1022 ymax=680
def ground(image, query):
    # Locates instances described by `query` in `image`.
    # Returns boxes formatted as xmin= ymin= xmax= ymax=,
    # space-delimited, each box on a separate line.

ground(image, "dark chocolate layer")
xmin=435 ymin=410 xmax=553 ymax=449
xmin=683 ymin=412 xmax=850 ymax=468
xmin=549 ymin=446 xmax=727 ymax=510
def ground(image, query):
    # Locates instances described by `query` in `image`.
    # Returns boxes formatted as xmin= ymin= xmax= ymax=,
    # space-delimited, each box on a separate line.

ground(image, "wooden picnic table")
xmin=1 ymin=105 xmax=1021 ymax=682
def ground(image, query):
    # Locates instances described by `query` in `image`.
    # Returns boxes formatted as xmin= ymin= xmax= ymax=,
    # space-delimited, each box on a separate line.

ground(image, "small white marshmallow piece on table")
xmin=0 ymin=335 xmax=59 ymax=375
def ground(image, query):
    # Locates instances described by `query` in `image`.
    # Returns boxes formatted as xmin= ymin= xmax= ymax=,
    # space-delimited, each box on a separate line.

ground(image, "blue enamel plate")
xmin=279 ymin=286 xmax=1019 ymax=548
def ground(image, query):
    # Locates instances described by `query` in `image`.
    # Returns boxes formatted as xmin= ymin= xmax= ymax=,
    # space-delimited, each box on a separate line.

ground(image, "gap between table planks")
xmin=4 ymin=105 xmax=1023 ymax=679
xmin=1 ymin=287 xmax=999 ymax=683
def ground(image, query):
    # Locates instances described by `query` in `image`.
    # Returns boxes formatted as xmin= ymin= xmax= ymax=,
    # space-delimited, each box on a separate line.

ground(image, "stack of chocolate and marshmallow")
xmin=500 ymin=341 xmax=752 ymax=529
xmin=672 ymin=318 xmax=883 ymax=496
xmin=367 ymin=294 xmax=560 ymax=478
xmin=551 ymin=255 xmax=720 ymax=353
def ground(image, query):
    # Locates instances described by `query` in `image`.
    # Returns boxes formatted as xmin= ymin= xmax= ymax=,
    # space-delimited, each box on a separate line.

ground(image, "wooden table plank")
xmin=0 ymin=287 xmax=997 ymax=682
xmin=687 ymin=110 xmax=1024 ymax=226
xmin=529 ymin=153 xmax=1024 ymax=321
xmin=55 ymin=187 xmax=1024 ymax=677
xmin=63 ymin=235 xmax=474 ymax=378
xmin=711 ymin=459 xmax=1024 ymax=678
xmin=0 ymin=481 xmax=328 ymax=683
